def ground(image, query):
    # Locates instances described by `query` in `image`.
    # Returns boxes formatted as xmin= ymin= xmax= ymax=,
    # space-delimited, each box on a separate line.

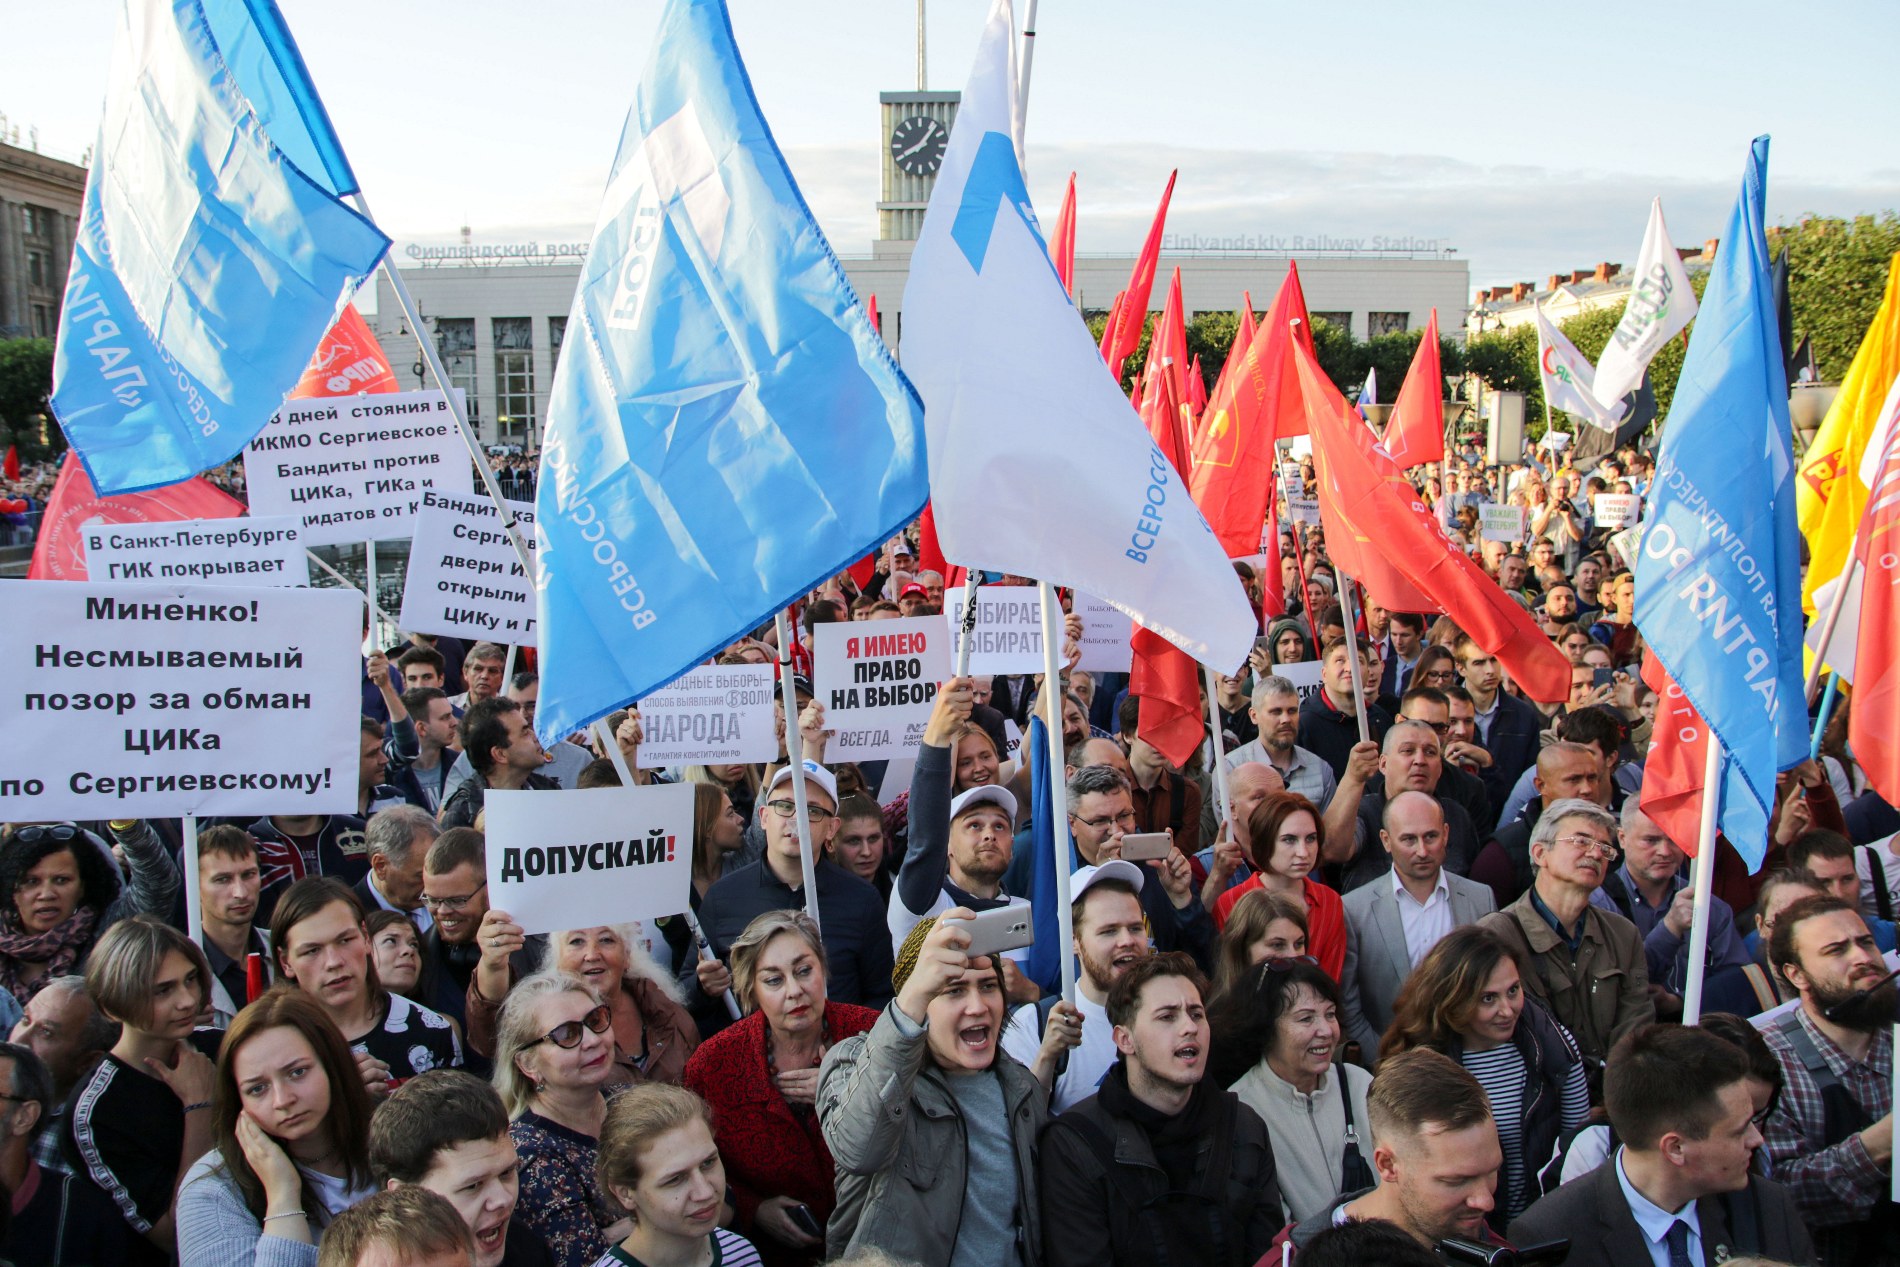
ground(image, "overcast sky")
xmin=7 ymin=0 xmax=1899 ymax=292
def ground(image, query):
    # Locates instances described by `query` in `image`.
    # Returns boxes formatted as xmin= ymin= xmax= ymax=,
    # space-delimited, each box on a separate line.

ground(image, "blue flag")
xmin=532 ymin=0 xmax=926 ymax=743
xmin=1633 ymin=137 xmax=1805 ymax=869
xmin=1025 ymin=715 xmax=1068 ymax=994
xmin=50 ymin=0 xmax=390 ymax=496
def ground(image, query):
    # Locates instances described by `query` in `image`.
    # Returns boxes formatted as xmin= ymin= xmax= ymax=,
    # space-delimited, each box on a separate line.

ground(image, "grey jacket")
xmin=818 ymin=1003 xmax=1048 ymax=1267
xmin=1340 ymin=871 xmax=1495 ymax=1060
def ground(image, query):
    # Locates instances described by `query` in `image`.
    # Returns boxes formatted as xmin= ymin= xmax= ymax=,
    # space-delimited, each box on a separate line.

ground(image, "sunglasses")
xmin=1261 ymin=955 xmax=1320 ymax=973
xmin=530 ymin=1003 xmax=611 ymax=1050
xmin=9 ymin=825 xmax=78 ymax=846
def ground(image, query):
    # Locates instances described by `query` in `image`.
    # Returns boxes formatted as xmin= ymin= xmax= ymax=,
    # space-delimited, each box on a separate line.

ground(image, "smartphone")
xmin=787 ymin=1204 xmax=823 ymax=1240
xmin=1591 ymin=667 xmax=1615 ymax=689
xmin=956 ymin=904 xmax=1036 ymax=958
xmin=1119 ymin=832 xmax=1172 ymax=862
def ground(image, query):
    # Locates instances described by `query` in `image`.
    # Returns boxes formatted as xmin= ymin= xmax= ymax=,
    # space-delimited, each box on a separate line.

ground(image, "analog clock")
xmin=889 ymin=114 xmax=949 ymax=178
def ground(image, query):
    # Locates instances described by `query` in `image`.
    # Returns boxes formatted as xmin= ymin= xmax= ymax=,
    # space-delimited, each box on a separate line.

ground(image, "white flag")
xmin=1592 ymin=199 xmax=1699 ymax=409
xmin=1535 ymin=302 xmax=1627 ymax=432
xmin=900 ymin=0 xmax=1255 ymax=670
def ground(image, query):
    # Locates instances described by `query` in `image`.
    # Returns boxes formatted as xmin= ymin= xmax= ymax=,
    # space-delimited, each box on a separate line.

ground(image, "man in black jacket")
xmin=1299 ymin=638 xmax=1393 ymax=780
xmin=1038 ymin=953 xmax=1281 ymax=1266
xmin=1452 ymin=633 xmax=1542 ymax=811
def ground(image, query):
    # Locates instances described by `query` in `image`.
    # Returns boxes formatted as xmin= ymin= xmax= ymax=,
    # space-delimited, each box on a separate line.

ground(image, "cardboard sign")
xmin=485 ymin=786 xmax=694 ymax=935
xmin=812 ymin=618 xmax=952 ymax=761
xmin=83 ymin=516 xmax=307 ymax=586
xmin=944 ymin=585 xmax=1046 ymax=674
xmin=632 ymin=664 xmax=779 ymax=768
xmin=242 ymin=388 xmax=471 ymax=545
xmin=1592 ymin=493 xmax=1640 ymax=530
xmin=1287 ymin=498 xmax=1321 ymax=526
xmin=0 ymin=581 xmax=359 ymax=818
xmin=1075 ymin=593 xmax=1134 ymax=673
xmin=1272 ymin=659 xmax=1325 ymax=707
xmin=398 ymin=490 xmax=538 ymax=643
xmin=1480 ymin=503 xmax=1526 ymax=543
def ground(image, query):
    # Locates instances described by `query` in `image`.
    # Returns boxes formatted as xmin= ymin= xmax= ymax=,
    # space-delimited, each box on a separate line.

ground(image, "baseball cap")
xmin=949 ymin=784 xmax=1018 ymax=823
xmin=1071 ymin=859 xmax=1144 ymax=900
xmin=899 ymin=581 xmax=929 ymax=599
xmin=789 ymin=672 xmax=815 ymax=699
xmin=767 ymin=759 xmax=838 ymax=805
xmin=892 ymin=540 xmax=916 ymax=557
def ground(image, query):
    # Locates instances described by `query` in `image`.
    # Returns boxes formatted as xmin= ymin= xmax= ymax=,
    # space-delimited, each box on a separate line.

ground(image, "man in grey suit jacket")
xmin=1341 ymin=791 xmax=1495 ymax=1060
xmin=1509 ymin=1024 xmax=1814 ymax=1267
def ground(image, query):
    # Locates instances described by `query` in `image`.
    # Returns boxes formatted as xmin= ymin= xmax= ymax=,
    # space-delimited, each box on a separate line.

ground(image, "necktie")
xmin=1665 ymin=1219 xmax=1692 ymax=1267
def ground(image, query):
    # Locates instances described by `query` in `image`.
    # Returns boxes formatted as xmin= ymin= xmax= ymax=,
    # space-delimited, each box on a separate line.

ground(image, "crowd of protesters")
xmin=0 ymin=436 xmax=1893 ymax=1267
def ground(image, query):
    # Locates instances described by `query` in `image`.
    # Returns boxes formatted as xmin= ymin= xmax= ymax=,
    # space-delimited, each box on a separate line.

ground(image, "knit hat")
xmin=892 ymin=916 xmax=939 ymax=994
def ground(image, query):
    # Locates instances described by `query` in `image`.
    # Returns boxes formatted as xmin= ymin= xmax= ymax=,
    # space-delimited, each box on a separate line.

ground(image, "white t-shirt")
xmin=999 ymin=987 xmax=1116 ymax=1112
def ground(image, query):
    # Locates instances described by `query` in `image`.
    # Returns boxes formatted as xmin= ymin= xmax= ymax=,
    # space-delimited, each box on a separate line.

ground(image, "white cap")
xmin=949 ymin=783 xmax=1018 ymax=823
xmin=766 ymin=759 xmax=838 ymax=806
xmin=1072 ymin=859 xmax=1144 ymax=900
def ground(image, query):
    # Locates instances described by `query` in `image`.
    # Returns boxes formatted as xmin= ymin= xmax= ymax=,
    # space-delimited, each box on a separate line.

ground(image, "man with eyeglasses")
xmin=699 ymin=760 xmax=895 ymax=1009
xmin=416 ymin=828 xmax=498 ymax=1026
xmin=1063 ymin=765 xmax=1214 ymax=972
xmin=0 ymin=1040 xmax=131 ymax=1265
xmin=1481 ymin=798 xmax=1654 ymax=1083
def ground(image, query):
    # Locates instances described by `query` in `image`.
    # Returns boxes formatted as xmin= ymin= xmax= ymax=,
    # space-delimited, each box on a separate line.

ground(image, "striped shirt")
xmin=592 ymin=1227 xmax=764 ymax=1267
xmin=1460 ymin=1037 xmax=1590 ymax=1218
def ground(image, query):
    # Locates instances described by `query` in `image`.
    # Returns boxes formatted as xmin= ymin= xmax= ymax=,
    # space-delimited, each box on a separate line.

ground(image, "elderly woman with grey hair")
xmin=1478 ymin=796 xmax=1655 ymax=1087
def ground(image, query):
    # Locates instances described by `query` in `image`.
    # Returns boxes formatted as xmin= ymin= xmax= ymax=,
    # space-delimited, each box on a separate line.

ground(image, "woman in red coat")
xmin=1210 ymin=792 xmax=1346 ymax=981
xmin=682 ymin=909 xmax=877 ymax=1267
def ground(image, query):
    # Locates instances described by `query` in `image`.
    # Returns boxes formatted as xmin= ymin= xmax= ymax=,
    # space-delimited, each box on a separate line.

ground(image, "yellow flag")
xmin=1798 ymin=253 xmax=1900 ymax=614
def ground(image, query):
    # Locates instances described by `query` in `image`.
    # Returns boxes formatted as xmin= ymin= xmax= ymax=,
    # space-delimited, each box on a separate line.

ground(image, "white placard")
xmin=82 ymin=516 xmax=308 ymax=586
xmin=1480 ymin=504 xmax=1526 ymax=543
xmin=398 ymin=490 xmax=538 ymax=643
xmin=1075 ymin=593 xmax=1134 ymax=673
xmin=634 ymin=664 xmax=779 ymax=767
xmin=1279 ymin=462 xmax=1304 ymax=500
xmin=0 ymin=582 xmax=359 ymax=818
xmin=1272 ymin=659 xmax=1325 ymax=706
xmin=1288 ymin=498 xmax=1321 ymax=526
xmin=242 ymin=388 xmax=472 ymax=545
xmin=1591 ymin=493 xmax=1640 ymax=530
xmin=1002 ymin=718 xmax=1025 ymax=765
xmin=1544 ymin=429 xmax=1572 ymax=451
xmin=485 ymin=786 xmax=694 ymax=935
xmin=944 ymin=585 xmax=1046 ymax=674
xmin=813 ymin=618 xmax=952 ymax=762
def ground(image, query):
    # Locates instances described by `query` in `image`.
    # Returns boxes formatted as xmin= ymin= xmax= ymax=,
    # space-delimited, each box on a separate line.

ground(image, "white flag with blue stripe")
xmin=50 ymin=0 xmax=390 ymax=496
xmin=532 ymin=0 xmax=927 ymax=744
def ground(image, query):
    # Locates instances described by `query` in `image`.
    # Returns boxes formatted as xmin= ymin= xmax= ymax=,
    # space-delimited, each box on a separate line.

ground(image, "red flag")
xmin=1186 ymin=355 xmax=1207 ymax=419
xmin=913 ymin=502 xmax=965 ymax=593
xmin=1048 ymin=173 xmax=1077 ymax=296
xmin=1098 ymin=291 xmax=1126 ymax=364
xmin=1849 ymin=429 xmax=1900 ymax=805
xmin=291 ymin=306 xmax=399 ymax=399
xmin=1188 ymin=266 xmax=1312 ymax=558
xmin=2 ymin=445 xmax=17 ymax=482
xmin=1198 ymin=296 xmax=1255 ymax=447
xmin=1290 ymin=335 xmax=1572 ymax=703
xmin=1384 ymin=309 xmax=1445 ymax=469
xmin=1099 ymin=171 xmax=1176 ymax=381
xmin=866 ymin=292 xmax=882 ymax=336
xmin=1131 ymin=626 xmax=1204 ymax=766
xmin=1259 ymin=501 xmax=1286 ymax=620
xmin=29 ymin=452 xmax=245 ymax=580
xmin=1639 ymin=653 xmax=1713 ymax=853
xmin=1137 ymin=269 xmax=1193 ymax=464
xmin=1137 ymin=350 xmax=1192 ymax=482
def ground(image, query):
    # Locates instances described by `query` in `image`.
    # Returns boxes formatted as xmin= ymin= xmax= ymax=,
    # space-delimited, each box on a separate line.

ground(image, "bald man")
xmin=1329 ymin=721 xmax=1483 ymax=892
xmin=1196 ymin=762 xmax=1285 ymax=907
xmin=1341 ymin=790 xmax=1496 ymax=1059
xmin=1471 ymin=741 xmax=1605 ymax=907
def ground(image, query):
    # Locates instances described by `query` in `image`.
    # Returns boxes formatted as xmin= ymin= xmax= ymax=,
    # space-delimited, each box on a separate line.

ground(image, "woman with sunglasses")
xmin=0 ymin=819 xmax=178 ymax=1008
xmin=1209 ymin=956 xmax=1373 ymax=1224
xmin=1381 ymin=925 xmax=1588 ymax=1223
xmin=493 ymin=969 xmax=628 ymax=1267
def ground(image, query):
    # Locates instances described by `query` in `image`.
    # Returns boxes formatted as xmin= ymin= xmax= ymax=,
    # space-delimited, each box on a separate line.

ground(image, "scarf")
xmin=0 ymin=905 xmax=99 ymax=1002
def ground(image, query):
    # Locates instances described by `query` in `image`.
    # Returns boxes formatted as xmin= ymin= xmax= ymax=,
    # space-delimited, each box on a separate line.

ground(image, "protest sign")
xmin=1274 ymin=659 xmax=1325 ymax=706
xmin=813 ymin=618 xmax=951 ymax=762
xmin=484 ymin=785 xmax=694 ymax=934
xmin=1075 ymin=593 xmax=1134 ymax=673
xmin=1279 ymin=462 xmax=1304 ymax=500
xmin=1480 ymin=504 xmax=1526 ymax=543
xmin=1287 ymin=498 xmax=1321 ymax=526
xmin=1545 ymin=429 xmax=1572 ymax=451
xmin=633 ymin=664 xmax=778 ymax=768
xmin=0 ymin=582 xmax=359 ymax=818
xmin=1592 ymin=493 xmax=1640 ymax=530
xmin=82 ymin=516 xmax=307 ymax=586
xmin=242 ymin=389 xmax=471 ymax=545
xmin=398 ymin=490 xmax=538 ymax=643
xmin=944 ymin=585 xmax=1046 ymax=675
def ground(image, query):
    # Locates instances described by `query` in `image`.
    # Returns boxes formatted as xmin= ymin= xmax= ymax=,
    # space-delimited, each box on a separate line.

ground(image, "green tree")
xmin=1771 ymin=213 xmax=1900 ymax=381
xmin=0 ymin=338 xmax=56 ymax=458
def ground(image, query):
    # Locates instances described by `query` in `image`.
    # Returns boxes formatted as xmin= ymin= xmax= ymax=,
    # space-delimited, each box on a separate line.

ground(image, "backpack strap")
xmin=1599 ymin=870 xmax=1637 ymax=922
xmin=1863 ymin=846 xmax=1894 ymax=924
xmin=1167 ymin=772 xmax=1187 ymax=837
xmin=1738 ymin=963 xmax=1779 ymax=1013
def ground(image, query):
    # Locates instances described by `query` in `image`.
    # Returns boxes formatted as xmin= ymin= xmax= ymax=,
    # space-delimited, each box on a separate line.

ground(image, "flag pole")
xmin=1810 ymin=672 xmax=1840 ymax=763
xmin=182 ymin=813 xmax=203 ymax=944
xmin=1037 ymin=580 xmax=1078 ymax=1004
xmin=773 ymin=610 xmax=824 ymax=929
xmin=1681 ymin=737 xmax=1723 ymax=1024
xmin=1017 ymin=0 xmax=1039 ymax=109
xmin=1336 ymin=570 xmax=1373 ymax=743
xmin=593 ymin=718 xmax=742 ymax=1020
xmin=1203 ymin=665 xmax=1234 ymax=840
xmin=953 ymin=573 xmax=982 ymax=678
xmin=307 ymin=548 xmax=400 ymax=632
xmin=1803 ymin=554 xmax=1861 ymax=703
xmin=365 ymin=540 xmax=379 ymax=645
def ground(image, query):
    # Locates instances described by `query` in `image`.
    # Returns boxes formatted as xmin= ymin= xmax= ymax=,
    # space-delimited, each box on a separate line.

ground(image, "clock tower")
xmin=878 ymin=91 xmax=958 ymax=242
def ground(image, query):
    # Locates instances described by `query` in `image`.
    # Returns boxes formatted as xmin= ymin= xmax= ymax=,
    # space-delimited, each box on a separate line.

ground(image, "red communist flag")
xmin=1098 ymin=171 xmax=1176 ymax=382
xmin=1384 ymin=309 xmax=1445 ymax=469
xmin=1199 ymin=294 xmax=1254 ymax=446
xmin=1849 ymin=425 xmax=1900 ymax=806
xmin=1137 ymin=348 xmax=1192 ymax=483
xmin=1137 ymin=268 xmax=1193 ymax=465
xmin=1132 ymin=625 xmax=1206 ymax=766
xmin=1186 ymin=355 xmax=1207 ymax=421
xmin=1290 ymin=335 xmax=1572 ymax=703
xmin=2 ymin=445 xmax=17 ymax=481
xmin=1189 ymin=265 xmax=1312 ymax=558
xmin=291 ymin=305 xmax=399 ymax=399
xmin=29 ymin=452 xmax=246 ymax=580
xmin=1639 ymin=652 xmax=1713 ymax=853
xmin=1048 ymin=173 xmax=1077 ymax=296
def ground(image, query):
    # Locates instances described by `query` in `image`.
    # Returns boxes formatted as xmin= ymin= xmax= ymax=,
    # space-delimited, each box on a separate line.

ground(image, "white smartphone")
xmin=957 ymin=905 xmax=1036 ymax=959
xmin=1119 ymin=832 xmax=1172 ymax=862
